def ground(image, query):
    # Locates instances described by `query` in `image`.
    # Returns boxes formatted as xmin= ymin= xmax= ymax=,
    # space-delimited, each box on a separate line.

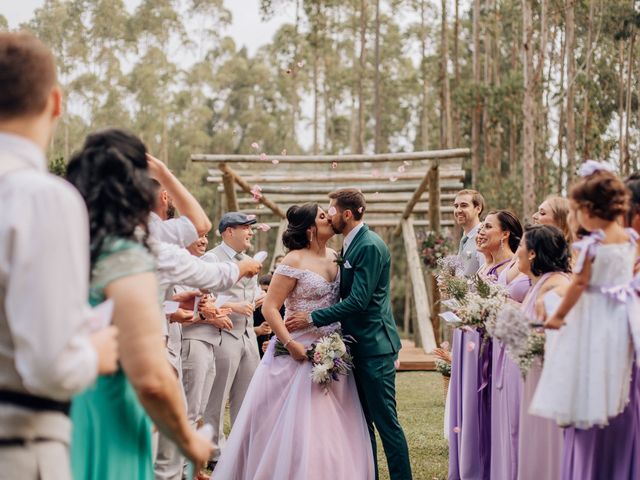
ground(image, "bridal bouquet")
xmin=435 ymin=255 xmax=468 ymax=301
xmin=454 ymin=275 xmax=507 ymax=331
xmin=274 ymin=330 xmax=354 ymax=393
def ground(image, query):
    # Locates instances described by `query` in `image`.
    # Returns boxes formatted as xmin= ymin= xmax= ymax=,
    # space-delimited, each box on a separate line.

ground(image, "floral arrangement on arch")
xmin=421 ymin=231 xmax=455 ymax=270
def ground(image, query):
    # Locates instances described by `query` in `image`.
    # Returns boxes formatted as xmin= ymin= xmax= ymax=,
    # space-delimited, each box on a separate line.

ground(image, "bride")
xmin=212 ymin=203 xmax=375 ymax=480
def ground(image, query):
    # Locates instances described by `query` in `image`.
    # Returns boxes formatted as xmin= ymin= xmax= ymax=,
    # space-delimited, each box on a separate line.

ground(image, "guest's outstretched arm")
xmin=147 ymin=153 xmax=212 ymax=236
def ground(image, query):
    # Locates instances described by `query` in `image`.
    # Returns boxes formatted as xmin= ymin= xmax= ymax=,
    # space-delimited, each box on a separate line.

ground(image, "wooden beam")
xmin=261 ymin=219 xmax=456 ymax=228
xmin=192 ymin=148 xmax=470 ymax=164
xmin=219 ymin=163 xmax=286 ymax=219
xmin=237 ymin=192 xmax=458 ymax=204
xmin=401 ymin=218 xmax=437 ymax=352
xmin=208 ymin=180 xmax=464 ymax=194
xmin=220 ymin=164 xmax=238 ymax=212
xmin=206 ymin=168 xmax=464 ymax=184
xmin=269 ymin=219 xmax=288 ymax=272
xmin=238 ymin=205 xmax=455 ymax=215
xmin=429 ymin=162 xmax=441 ymax=233
xmin=393 ymin=164 xmax=435 ymax=236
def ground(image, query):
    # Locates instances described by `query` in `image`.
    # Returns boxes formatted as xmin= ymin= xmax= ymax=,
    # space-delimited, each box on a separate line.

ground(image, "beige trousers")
xmin=0 ymin=440 xmax=71 ymax=480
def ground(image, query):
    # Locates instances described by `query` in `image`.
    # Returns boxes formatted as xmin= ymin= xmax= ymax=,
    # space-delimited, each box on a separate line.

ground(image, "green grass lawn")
xmin=376 ymin=371 xmax=449 ymax=480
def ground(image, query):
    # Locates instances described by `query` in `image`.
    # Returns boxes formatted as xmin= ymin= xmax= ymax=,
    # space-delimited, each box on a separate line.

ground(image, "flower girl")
xmin=530 ymin=162 xmax=640 ymax=429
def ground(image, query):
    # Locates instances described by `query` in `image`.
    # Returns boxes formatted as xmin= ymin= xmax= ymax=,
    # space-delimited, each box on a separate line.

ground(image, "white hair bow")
xmin=578 ymin=160 xmax=615 ymax=177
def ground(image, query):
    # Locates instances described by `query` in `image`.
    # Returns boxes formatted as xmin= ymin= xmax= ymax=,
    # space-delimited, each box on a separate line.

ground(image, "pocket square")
xmin=343 ymin=260 xmax=352 ymax=269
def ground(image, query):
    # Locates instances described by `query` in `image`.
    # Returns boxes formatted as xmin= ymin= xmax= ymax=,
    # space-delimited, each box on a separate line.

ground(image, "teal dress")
xmin=71 ymin=238 xmax=156 ymax=480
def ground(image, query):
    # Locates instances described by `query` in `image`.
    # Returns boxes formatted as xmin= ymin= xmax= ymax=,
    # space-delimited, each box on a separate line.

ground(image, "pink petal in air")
xmin=466 ymin=341 xmax=476 ymax=352
xmin=251 ymin=142 xmax=259 ymax=150
xmin=453 ymin=426 xmax=461 ymax=434
xmin=331 ymin=161 xmax=338 ymax=169
xmin=259 ymin=152 xmax=267 ymax=161
xmin=328 ymin=206 xmax=338 ymax=216
xmin=271 ymin=159 xmax=280 ymax=165
xmin=389 ymin=176 xmax=398 ymax=182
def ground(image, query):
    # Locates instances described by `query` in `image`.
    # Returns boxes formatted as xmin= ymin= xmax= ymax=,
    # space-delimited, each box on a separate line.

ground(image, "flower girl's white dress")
xmin=530 ymin=229 xmax=640 ymax=429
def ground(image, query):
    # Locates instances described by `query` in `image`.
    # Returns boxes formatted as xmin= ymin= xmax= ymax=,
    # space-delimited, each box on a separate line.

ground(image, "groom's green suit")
xmin=312 ymin=224 xmax=412 ymax=480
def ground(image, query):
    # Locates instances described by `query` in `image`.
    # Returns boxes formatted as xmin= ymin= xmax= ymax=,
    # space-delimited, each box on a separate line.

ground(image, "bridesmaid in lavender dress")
xmin=448 ymin=221 xmax=493 ymax=480
xmin=480 ymin=211 xmax=530 ymax=480
xmin=213 ymin=204 xmax=374 ymax=480
xmin=514 ymin=225 xmax=571 ymax=480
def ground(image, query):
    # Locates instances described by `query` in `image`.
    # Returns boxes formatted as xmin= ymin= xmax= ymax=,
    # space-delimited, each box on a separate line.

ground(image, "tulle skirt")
xmin=213 ymin=329 xmax=375 ymax=480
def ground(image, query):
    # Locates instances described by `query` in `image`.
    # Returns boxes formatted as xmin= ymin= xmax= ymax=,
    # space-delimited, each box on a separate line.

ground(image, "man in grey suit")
xmin=453 ymin=189 xmax=485 ymax=276
xmin=183 ymin=213 xmax=264 ymax=468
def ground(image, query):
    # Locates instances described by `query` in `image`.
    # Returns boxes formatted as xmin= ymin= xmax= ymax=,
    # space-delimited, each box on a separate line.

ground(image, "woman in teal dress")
xmin=66 ymin=129 xmax=212 ymax=479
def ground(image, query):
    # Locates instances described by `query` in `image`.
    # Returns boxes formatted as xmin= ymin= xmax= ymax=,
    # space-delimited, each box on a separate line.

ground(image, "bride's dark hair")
xmin=282 ymin=203 xmax=318 ymax=251
xmin=66 ymin=128 xmax=157 ymax=266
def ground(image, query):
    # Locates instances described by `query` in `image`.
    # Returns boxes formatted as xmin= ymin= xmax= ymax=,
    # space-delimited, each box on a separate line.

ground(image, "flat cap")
xmin=218 ymin=212 xmax=257 ymax=233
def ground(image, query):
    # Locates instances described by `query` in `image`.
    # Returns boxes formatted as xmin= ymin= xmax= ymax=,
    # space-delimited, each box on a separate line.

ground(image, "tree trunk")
xmin=618 ymin=40 xmax=624 ymax=171
xmin=313 ymin=53 xmax=319 ymax=154
xmin=471 ymin=0 xmax=481 ymax=187
xmin=581 ymin=0 xmax=595 ymax=161
xmin=482 ymin=0 xmax=492 ymax=168
xmin=357 ymin=0 xmax=367 ymax=154
xmin=453 ymin=0 xmax=461 ymax=146
xmin=440 ymin=0 xmax=453 ymax=149
xmin=565 ymin=0 xmax=576 ymax=182
xmin=508 ymin=40 xmax=518 ymax=176
xmin=623 ymin=33 xmax=635 ymax=175
xmin=420 ymin=0 xmax=429 ymax=150
xmin=373 ymin=0 xmax=381 ymax=153
xmin=557 ymin=24 xmax=566 ymax=192
xmin=522 ymin=0 xmax=536 ymax=216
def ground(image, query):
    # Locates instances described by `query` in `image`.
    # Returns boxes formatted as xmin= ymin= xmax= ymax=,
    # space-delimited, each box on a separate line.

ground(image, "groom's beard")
xmin=330 ymin=217 xmax=346 ymax=234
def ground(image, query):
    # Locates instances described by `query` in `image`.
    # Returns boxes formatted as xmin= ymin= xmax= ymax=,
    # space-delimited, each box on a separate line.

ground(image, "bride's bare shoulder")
xmin=280 ymin=250 xmax=304 ymax=268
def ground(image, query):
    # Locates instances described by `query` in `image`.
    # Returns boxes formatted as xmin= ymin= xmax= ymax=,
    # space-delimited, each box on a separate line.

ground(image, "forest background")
xmin=4 ymin=0 xmax=640 ymax=218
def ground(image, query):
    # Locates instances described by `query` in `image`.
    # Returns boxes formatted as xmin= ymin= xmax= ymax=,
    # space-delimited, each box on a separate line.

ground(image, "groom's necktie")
xmin=458 ymin=235 xmax=468 ymax=255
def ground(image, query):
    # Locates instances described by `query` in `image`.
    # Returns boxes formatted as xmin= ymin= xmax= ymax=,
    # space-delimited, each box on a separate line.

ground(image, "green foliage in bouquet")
xmin=48 ymin=156 xmax=67 ymax=177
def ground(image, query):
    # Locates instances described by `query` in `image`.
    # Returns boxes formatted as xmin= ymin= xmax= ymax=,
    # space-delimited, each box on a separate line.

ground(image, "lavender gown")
xmin=517 ymin=273 xmax=567 ymax=480
xmin=489 ymin=264 xmax=530 ymax=480
xmin=448 ymin=261 xmax=508 ymax=480
xmin=213 ymin=265 xmax=374 ymax=480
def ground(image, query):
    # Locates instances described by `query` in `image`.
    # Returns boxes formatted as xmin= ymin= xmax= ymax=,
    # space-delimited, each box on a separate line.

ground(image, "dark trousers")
xmin=354 ymin=353 xmax=412 ymax=480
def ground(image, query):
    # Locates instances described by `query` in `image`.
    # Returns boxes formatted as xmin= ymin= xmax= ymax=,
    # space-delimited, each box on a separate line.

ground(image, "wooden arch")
xmin=192 ymin=149 xmax=470 ymax=358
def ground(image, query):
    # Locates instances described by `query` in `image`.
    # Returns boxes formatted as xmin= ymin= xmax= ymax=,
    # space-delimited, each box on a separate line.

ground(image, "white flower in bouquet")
xmin=311 ymin=363 xmax=331 ymax=383
xmin=489 ymin=303 xmax=530 ymax=354
xmin=322 ymin=358 xmax=335 ymax=369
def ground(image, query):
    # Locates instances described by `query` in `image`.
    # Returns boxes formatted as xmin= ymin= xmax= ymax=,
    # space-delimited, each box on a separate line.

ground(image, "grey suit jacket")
xmin=458 ymin=223 xmax=484 ymax=277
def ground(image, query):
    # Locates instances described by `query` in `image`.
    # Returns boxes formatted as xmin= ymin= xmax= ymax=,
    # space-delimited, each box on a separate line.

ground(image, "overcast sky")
xmin=2 ymin=0 xmax=292 ymax=56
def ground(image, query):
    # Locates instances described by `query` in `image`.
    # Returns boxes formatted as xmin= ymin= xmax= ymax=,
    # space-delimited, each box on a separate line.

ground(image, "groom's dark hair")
xmin=329 ymin=188 xmax=366 ymax=220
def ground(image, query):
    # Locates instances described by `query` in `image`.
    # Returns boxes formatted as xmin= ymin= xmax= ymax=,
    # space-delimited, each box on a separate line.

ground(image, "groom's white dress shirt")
xmin=343 ymin=222 xmax=365 ymax=254
xmin=0 ymin=132 xmax=97 ymax=442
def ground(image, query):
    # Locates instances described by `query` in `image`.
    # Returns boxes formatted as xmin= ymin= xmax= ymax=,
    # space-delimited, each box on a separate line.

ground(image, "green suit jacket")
xmin=312 ymin=224 xmax=402 ymax=358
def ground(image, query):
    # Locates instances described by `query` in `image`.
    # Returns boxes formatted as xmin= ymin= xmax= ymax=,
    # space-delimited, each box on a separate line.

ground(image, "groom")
xmin=287 ymin=188 xmax=412 ymax=480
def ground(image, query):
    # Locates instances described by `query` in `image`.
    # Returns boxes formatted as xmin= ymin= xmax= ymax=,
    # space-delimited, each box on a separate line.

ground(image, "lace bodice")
xmin=275 ymin=264 xmax=340 ymax=314
xmin=575 ymin=229 xmax=638 ymax=287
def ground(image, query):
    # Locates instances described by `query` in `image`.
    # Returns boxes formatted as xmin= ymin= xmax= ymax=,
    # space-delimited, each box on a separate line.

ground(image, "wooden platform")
xmin=397 ymin=339 xmax=436 ymax=371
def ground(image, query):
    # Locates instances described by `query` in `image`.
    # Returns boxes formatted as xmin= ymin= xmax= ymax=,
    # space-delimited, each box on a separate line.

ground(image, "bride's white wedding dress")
xmin=212 ymin=264 xmax=375 ymax=480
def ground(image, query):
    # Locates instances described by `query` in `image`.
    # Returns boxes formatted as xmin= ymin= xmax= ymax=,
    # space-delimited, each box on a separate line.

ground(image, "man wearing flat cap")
xmin=183 ymin=212 xmax=264 ymax=468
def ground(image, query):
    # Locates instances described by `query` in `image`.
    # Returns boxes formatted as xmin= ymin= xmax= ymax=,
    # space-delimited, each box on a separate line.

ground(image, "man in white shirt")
xmin=0 ymin=32 xmax=118 ymax=480
xmin=453 ymin=189 xmax=485 ymax=277
xmin=194 ymin=213 xmax=265 ymax=467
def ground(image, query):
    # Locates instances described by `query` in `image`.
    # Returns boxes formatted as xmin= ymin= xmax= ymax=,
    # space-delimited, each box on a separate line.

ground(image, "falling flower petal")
xmin=232 ymin=129 xmax=237 ymax=135
xmin=328 ymin=206 xmax=338 ymax=216
xmin=371 ymin=168 xmax=380 ymax=178
xmin=250 ymin=184 xmax=263 ymax=202
xmin=453 ymin=426 xmax=461 ymax=434
xmin=466 ymin=341 xmax=476 ymax=352
xmin=246 ymin=214 xmax=257 ymax=221
xmin=357 ymin=207 xmax=364 ymax=213
xmin=397 ymin=165 xmax=406 ymax=173
xmin=251 ymin=142 xmax=259 ymax=150
xmin=256 ymin=223 xmax=271 ymax=232
xmin=403 ymin=160 xmax=411 ymax=166
xmin=331 ymin=161 xmax=338 ymax=169
xmin=260 ymin=152 xmax=267 ymax=161
xmin=389 ymin=175 xmax=398 ymax=182
xmin=281 ymin=149 xmax=287 ymax=155
xmin=441 ymin=341 xmax=450 ymax=350
xmin=394 ymin=359 xmax=400 ymax=369
xmin=271 ymin=159 xmax=280 ymax=165
xmin=297 ymin=61 xmax=304 ymax=68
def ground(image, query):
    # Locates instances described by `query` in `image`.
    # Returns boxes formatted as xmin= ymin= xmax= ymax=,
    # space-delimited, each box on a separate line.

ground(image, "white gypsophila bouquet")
xmin=435 ymin=255 xmax=470 ymax=302
xmin=490 ymin=303 xmax=547 ymax=376
xmin=452 ymin=275 xmax=508 ymax=331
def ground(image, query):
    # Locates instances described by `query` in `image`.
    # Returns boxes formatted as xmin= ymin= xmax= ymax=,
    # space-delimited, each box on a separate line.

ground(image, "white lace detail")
xmin=274 ymin=264 xmax=340 ymax=314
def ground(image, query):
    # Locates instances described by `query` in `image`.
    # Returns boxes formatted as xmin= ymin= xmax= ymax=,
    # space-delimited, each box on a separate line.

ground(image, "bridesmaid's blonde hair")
xmin=544 ymin=195 xmax=571 ymax=243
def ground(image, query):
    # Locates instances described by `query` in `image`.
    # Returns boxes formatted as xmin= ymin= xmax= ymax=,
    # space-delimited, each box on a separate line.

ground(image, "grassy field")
xmin=377 ymin=371 xmax=449 ymax=480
